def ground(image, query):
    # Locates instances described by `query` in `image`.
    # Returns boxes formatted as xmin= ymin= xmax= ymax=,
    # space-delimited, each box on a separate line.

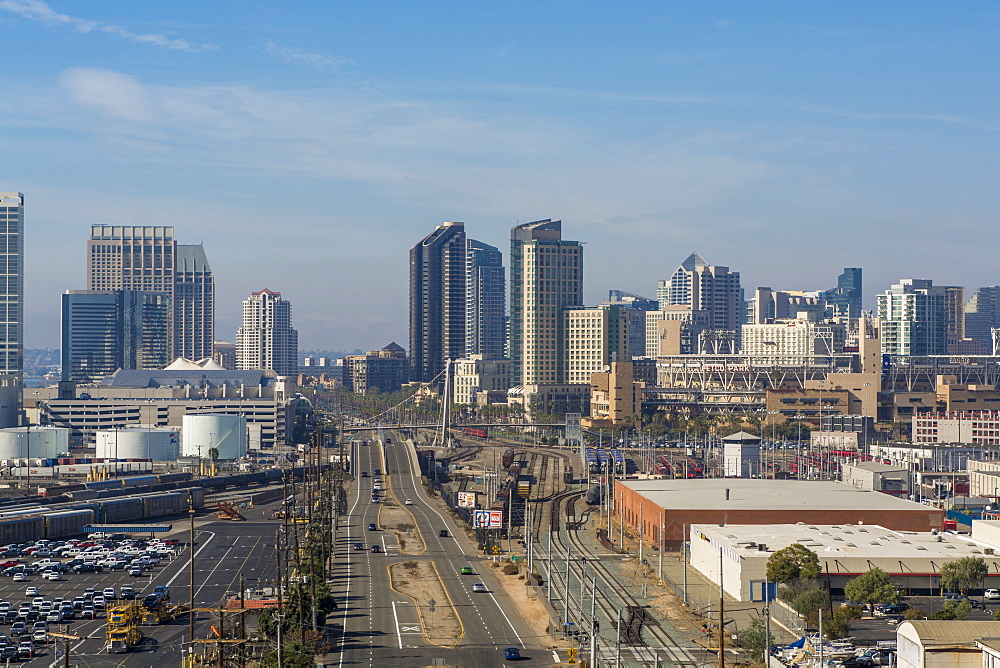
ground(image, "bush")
xmin=932 ymin=600 xmax=971 ymax=620
xmin=904 ymin=608 xmax=928 ymax=620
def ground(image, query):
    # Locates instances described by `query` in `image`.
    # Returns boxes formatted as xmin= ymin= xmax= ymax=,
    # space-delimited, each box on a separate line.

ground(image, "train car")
xmin=95 ymin=497 xmax=145 ymax=523
xmin=142 ymin=493 xmax=186 ymax=518
xmin=462 ymin=427 xmax=488 ymax=439
xmin=83 ymin=479 xmax=122 ymax=492
xmin=585 ymin=484 xmax=604 ymax=505
xmin=156 ymin=472 xmax=193 ymax=484
xmin=66 ymin=490 xmax=99 ymax=502
xmin=122 ymin=475 xmax=159 ymax=489
xmin=0 ymin=516 xmax=44 ymax=544
xmin=95 ymin=489 xmax=126 ymax=499
xmin=501 ymin=449 xmax=514 ymax=469
xmin=43 ymin=509 xmax=95 ymax=538
xmin=611 ymin=449 xmax=625 ymax=474
xmin=264 ymin=468 xmax=284 ymax=483
xmin=517 ymin=481 xmax=530 ymax=498
xmin=189 ymin=487 xmax=206 ymax=508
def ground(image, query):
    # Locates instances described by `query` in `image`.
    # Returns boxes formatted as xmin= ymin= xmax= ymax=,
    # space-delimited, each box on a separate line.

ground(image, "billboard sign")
xmin=458 ymin=492 xmax=476 ymax=508
xmin=474 ymin=510 xmax=504 ymax=528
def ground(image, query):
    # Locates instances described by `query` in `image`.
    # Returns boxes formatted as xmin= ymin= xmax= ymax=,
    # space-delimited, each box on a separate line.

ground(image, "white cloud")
xmin=0 ymin=0 xmax=214 ymax=52
xmin=263 ymin=42 xmax=352 ymax=69
xmin=58 ymin=68 xmax=155 ymax=122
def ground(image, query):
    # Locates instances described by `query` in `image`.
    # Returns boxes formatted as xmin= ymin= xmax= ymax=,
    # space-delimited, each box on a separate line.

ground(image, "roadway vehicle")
xmin=153 ymin=586 xmax=169 ymax=600
xmin=986 ymin=589 xmax=1000 ymax=600
xmin=128 ymin=567 xmax=143 ymax=577
xmin=360 ymin=471 xmax=369 ymax=477
xmin=12 ymin=573 xmax=26 ymax=582
xmin=439 ymin=529 xmax=448 ymax=537
xmin=17 ymin=641 xmax=32 ymax=658
xmin=120 ymin=585 xmax=136 ymax=600
xmin=504 ymin=647 xmax=521 ymax=660
xmin=43 ymin=571 xmax=62 ymax=581
xmin=874 ymin=603 xmax=909 ymax=616
xmin=374 ymin=469 xmax=381 ymax=476
xmin=0 ymin=646 xmax=16 ymax=661
xmin=104 ymin=587 xmax=117 ymax=600
xmin=405 ymin=499 xmax=413 ymax=505
xmin=24 ymin=587 xmax=38 ymax=597
xmin=473 ymin=583 xmax=488 ymax=593
xmin=371 ymin=545 xmax=381 ymax=553
xmin=353 ymin=543 xmax=364 ymax=551
xmin=460 ymin=567 xmax=474 ymax=575
xmin=368 ymin=523 xmax=378 ymax=531
xmin=371 ymin=495 xmax=380 ymax=503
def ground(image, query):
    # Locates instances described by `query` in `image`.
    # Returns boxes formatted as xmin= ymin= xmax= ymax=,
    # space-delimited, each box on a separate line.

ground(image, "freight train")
xmin=0 ymin=488 xmax=208 ymax=545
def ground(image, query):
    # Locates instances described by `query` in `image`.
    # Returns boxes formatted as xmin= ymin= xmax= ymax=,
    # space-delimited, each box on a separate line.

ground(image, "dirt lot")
xmin=488 ymin=558 xmax=571 ymax=652
xmin=378 ymin=498 xmax=426 ymax=555
xmin=389 ymin=560 xmax=464 ymax=648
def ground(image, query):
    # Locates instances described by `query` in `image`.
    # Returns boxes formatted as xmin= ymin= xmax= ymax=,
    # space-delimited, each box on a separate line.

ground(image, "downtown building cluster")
xmin=1 ymin=193 xmax=302 ymax=448
xmin=400 ymin=218 xmax=1000 ymax=437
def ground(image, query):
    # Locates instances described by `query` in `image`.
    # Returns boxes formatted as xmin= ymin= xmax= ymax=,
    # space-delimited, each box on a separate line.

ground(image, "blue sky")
xmin=2 ymin=1 xmax=999 ymax=351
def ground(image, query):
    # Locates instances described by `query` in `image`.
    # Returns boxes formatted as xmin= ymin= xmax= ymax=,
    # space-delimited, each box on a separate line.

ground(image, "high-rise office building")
xmin=173 ymin=245 xmax=215 ymax=361
xmin=877 ymin=279 xmax=947 ymax=356
xmin=656 ymin=253 xmax=742 ymax=332
xmin=0 ymin=194 xmax=23 ymax=379
xmin=821 ymin=268 xmax=863 ymax=320
xmin=236 ymin=289 xmax=298 ymax=376
xmin=509 ymin=219 xmax=583 ymax=386
xmin=61 ymin=290 xmax=171 ymax=384
xmin=604 ymin=291 xmax=658 ymax=359
xmin=87 ymin=226 xmax=214 ymax=361
xmin=466 ymin=239 xmax=506 ymax=359
xmin=409 ymin=222 xmax=468 ymax=385
xmin=565 ymin=305 xmax=629 ymax=383
xmin=965 ymin=287 xmax=1000 ymax=352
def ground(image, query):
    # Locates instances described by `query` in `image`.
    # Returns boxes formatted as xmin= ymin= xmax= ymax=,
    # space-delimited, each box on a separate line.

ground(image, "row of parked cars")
xmin=0 ymin=536 xmax=178 ymax=581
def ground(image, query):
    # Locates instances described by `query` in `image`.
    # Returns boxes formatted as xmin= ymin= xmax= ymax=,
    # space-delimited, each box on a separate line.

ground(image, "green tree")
xmin=766 ymin=543 xmax=821 ymax=583
xmin=939 ymin=557 xmax=989 ymax=595
xmin=932 ymin=600 xmax=971 ymax=620
xmin=736 ymin=616 xmax=773 ymax=662
xmin=825 ymin=604 xmax=862 ymax=640
xmin=843 ymin=567 xmax=899 ymax=613
xmin=789 ymin=587 xmax=830 ymax=625
xmin=207 ymin=447 xmax=219 ymax=462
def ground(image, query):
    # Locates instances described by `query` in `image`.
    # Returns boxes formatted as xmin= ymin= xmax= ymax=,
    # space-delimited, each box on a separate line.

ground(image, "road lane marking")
xmin=391 ymin=600 xmax=403 ymax=648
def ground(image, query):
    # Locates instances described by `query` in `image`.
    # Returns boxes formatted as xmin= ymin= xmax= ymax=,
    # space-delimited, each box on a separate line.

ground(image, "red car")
xmin=0 ymin=561 xmax=19 ymax=568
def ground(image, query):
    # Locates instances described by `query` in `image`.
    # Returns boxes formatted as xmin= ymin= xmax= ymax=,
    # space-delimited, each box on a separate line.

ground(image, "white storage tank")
xmin=0 ymin=427 xmax=68 ymax=459
xmin=182 ymin=414 xmax=247 ymax=460
xmin=95 ymin=428 xmax=180 ymax=461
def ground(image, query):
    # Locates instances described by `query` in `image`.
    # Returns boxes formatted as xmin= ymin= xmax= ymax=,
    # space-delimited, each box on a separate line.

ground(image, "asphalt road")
xmin=0 ymin=503 xmax=282 ymax=666
xmin=331 ymin=435 xmax=545 ymax=666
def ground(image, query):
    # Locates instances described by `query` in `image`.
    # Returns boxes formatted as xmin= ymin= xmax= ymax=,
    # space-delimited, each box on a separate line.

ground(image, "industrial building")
xmin=689 ymin=522 xmax=1000 ymax=602
xmin=613 ymin=479 xmax=944 ymax=550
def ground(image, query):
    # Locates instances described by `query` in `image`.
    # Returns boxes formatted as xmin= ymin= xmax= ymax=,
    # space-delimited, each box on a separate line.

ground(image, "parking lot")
xmin=0 ymin=534 xmax=183 ymax=664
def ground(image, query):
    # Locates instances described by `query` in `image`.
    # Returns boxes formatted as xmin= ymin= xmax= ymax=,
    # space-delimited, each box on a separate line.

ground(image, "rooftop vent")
xmin=916 ymin=546 xmax=927 ymax=551
xmin=845 ymin=543 xmax=857 ymax=548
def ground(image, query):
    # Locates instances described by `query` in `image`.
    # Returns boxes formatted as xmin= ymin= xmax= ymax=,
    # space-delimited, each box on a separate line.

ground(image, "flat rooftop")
xmin=619 ymin=479 xmax=935 ymax=512
xmin=692 ymin=523 xmax=998 ymax=562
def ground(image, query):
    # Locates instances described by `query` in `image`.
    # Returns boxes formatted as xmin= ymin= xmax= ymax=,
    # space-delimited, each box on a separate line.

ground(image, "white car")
xmin=404 ymin=499 xmax=414 ymax=505
xmin=986 ymin=589 xmax=1000 ymax=600
xmin=42 ymin=571 xmax=61 ymax=581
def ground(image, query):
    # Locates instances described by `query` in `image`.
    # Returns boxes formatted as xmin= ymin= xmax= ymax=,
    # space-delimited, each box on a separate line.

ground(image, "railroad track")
xmin=543 ymin=491 xmax=698 ymax=665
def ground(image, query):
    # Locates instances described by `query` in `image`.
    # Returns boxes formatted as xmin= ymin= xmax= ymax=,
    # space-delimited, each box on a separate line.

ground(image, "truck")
xmin=107 ymin=604 xmax=143 ymax=627
xmin=105 ymin=625 xmax=141 ymax=653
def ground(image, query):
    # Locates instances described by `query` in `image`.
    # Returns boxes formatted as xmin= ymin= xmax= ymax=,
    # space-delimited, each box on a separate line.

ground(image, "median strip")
xmin=388 ymin=560 xmax=464 ymax=648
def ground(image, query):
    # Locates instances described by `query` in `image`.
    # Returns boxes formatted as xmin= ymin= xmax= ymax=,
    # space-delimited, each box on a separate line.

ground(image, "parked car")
xmin=874 ymin=603 xmax=909 ymax=616
xmin=985 ymin=589 xmax=1000 ymax=601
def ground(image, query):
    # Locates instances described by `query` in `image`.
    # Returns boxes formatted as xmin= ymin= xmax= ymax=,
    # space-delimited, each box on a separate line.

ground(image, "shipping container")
xmin=43 ymin=509 xmax=95 ymax=538
xmin=0 ymin=516 xmax=44 ymax=544
xmin=95 ymin=497 xmax=144 ymax=523
xmin=143 ymin=493 xmax=185 ymax=518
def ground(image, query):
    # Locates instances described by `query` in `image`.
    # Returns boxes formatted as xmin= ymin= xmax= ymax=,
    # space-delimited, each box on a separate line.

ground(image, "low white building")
xmin=690 ymin=522 xmax=1000 ymax=602
xmin=841 ymin=460 xmax=910 ymax=495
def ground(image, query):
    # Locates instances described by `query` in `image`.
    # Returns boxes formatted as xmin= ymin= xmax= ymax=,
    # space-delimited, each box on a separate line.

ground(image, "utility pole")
xmin=189 ymin=490 xmax=196 ymax=650
xmin=276 ymin=529 xmax=284 ymax=668
xmin=718 ymin=548 xmax=725 ymax=668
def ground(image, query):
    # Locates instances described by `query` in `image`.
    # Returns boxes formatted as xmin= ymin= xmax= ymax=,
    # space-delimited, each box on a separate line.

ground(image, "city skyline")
xmin=2 ymin=3 xmax=999 ymax=351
